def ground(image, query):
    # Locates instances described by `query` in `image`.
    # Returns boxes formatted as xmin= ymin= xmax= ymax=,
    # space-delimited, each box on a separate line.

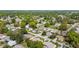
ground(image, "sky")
xmin=0 ymin=0 xmax=79 ymax=10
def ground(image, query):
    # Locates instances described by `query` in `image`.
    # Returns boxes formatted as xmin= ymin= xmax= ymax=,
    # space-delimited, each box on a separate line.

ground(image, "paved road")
xmin=28 ymin=32 xmax=51 ymax=42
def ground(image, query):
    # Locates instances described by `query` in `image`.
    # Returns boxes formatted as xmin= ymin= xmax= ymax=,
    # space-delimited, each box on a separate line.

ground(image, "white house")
xmin=75 ymin=27 xmax=79 ymax=33
xmin=25 ymin=24 xmax=30 ymax=29
xmin=32 ymin=30 xmax=37 ymax=33
xmin=52 ymin=38 xmax=57 ymax=43
xmin=7 ymin=40 xmax=16 ymax=46
xmin=46 ymin=32 xmax=52 ymax=37
xmin=15 ymin=16 xmax=21 ymax=23
xmin=13 ymin=44 xmax=24 ymax=48
xmin=44 ymin=42 xmax=56 ymax=48
xmin=56 ymin=35 xmax=64 ymax=42
xmin=0 ymin=34 xmax=10 ymax=41
xmin=54 ymin=23 xmax=61 ymax=27
xmin=23 ymin=34 xmax=33 ymax=40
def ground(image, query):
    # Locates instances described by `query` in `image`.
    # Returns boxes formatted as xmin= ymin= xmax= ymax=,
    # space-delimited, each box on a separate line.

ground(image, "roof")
xmin=13 ymin=44 xmax=24 ymax=48
xmin=44 ymin=42 xmax=56 ymax=48
xmin=7 ymin=40 xmax=16 ymax=46
xmin=0 ymin=34 xmax=10 ymax=41
xmin=25 ymin=24 xmax=29 ymax=29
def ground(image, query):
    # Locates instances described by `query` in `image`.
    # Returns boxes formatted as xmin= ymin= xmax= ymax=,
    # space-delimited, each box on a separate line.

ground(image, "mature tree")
xmin=20 ymin=20 xmax=26 ymax=28
xmin=67 ymin=30 xmax=79 ymax=47
xmin=0 ymin=20 xmax=8 ymax=34
xmin=3 ymin=44 xmax=12 ymax=48
xmin=59 ymin=18 xmax=68 ymax=31
xmin=7 ymin=29 xmax=23 ymax=44
xmin=21 ymin=28 xmax=28 ymax=34
xmin=25 ymin=40 xmax=44 ymax=48
xmin=12 ymin=19 xmax=15 ymax=23
xmin=42 ymin=31 xmax=46 ymax=36
xmin=44 ymin=22 xmax=51 ymax=27
xmin=29 ymin=20 xmax=37 ymax=29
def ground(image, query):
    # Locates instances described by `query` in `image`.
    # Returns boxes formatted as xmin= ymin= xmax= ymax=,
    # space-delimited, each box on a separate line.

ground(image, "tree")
xmin=21 ymin=28 xmax=28 ymax=34
xmin=59 ymin=18 xmax=68 ymax=31
xmin=13 ymin=29 xmax=23 ymax=44
xmin=44 ymin=22 xmax=51 ymax=27
xmin=69 ymin=13 xmax=79 ymax=20
xmin=0 ymin=20 xmax=7 ymax=34
xmin=67 ymin=30 xmax=79 ymax=47
xmin=26 ymin=40 xmax=44 ymax=48
xmin=42 ymin=31 xmax=46 ymax=36
xmin=20 ymin=20 xmax=26 ymax=28
xmin=29 ymin=20 xmax=37 ymax=29
xmin=0 ymin=41 xmax=5 ymax=46
xmin=3 ymin=44 xmax=12 ymax=48
xmin=12 ymin=19 xmax=15 ymax=23
xmin=7 ymin=29 xmax=23 ymax=44
xmin=2 ymin=27 xmax=8 ymax=33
